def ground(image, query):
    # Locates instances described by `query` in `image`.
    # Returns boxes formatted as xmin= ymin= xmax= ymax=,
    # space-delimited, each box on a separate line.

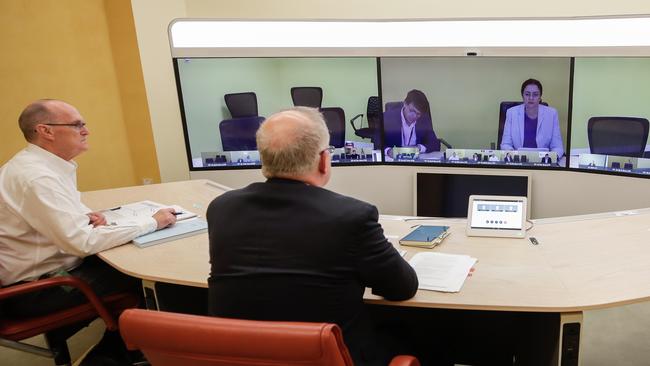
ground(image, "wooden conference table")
xmin=83 ymin=179 xmax=650 ymax=366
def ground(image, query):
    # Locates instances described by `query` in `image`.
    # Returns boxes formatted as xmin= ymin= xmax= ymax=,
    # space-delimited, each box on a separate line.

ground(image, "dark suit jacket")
xmin=207 ymin=178 xmax=418 ymax=363
xmin=383 ymin=106 xmax=440 ymax=152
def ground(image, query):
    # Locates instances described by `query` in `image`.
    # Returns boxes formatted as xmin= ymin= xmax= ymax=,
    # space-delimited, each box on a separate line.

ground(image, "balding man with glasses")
xmin=0 ymin=99 xmax=177 ymax=364
xmin=207 ymin=107 xmax=418 ymax=366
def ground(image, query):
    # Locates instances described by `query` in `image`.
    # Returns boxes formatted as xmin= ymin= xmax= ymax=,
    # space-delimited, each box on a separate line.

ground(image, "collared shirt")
xmin=0 ymin=144 xmax=157 ymax=285
xmin=400 ymin=109 xmax=426 ymax=153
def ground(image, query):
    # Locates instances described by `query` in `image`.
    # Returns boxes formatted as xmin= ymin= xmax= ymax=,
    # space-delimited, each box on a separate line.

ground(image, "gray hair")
xmin=18 ymin=99 xmax=57 ymax=141
xmin=256 ymin=107 xmax=330 ymax=178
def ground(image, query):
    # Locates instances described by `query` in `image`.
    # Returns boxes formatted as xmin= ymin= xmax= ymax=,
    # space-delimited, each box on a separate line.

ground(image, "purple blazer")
xmin=500 ymin=104 xmax=564 ymax=157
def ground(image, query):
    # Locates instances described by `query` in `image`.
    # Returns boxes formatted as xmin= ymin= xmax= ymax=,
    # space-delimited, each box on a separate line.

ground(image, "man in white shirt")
xmin=0 ymin=99 xmax=176 ymax=363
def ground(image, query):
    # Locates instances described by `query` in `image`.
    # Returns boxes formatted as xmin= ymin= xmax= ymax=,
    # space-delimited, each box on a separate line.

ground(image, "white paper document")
xmin=102 ymin=200 xmax=197 ymax=226
xmin=409 ymin=252 xmax=477 ymax=293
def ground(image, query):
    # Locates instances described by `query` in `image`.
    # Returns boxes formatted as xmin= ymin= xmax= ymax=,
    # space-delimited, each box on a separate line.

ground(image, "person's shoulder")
xmin=2 ymin=150 xmax=56 ymax=184
xmin=506 ymin=103 xmax=523 ymax=114
xmin=317 ymin=187 xmax=376 ymax=214
xmin=208 ymin=183 xmax=259 ymax=207
xmin=383 ymin=106 xmax=400 ymax=121
xmin=539 ymin=104 xmax=558 ymax=115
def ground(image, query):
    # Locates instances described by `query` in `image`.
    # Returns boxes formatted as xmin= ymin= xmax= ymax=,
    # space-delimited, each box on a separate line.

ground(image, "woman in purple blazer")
xmin=500 ymin=79 xmax=564 ymax=158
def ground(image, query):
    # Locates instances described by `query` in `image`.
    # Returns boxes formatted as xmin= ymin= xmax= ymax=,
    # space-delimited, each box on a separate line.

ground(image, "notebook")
xmin=132 ymin=218 xmax=208 ymax=248
xmin=399 ymin=225 xmax=450 ymax=249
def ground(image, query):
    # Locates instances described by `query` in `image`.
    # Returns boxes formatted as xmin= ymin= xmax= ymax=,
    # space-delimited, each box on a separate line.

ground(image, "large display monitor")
xmin=569 ymin=57 xmax=650 ymax=177
xmin=174 ymin=57 xmax=381 ymax=169
xmin=380 ymin=57 xmax=572 ymax=169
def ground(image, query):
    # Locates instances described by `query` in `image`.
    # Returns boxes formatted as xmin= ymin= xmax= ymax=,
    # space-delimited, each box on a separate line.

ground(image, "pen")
xmin=109 ymin=206 xmax=121 ymax=211
xmin=172 ymin=211 xmax=184 ymax=216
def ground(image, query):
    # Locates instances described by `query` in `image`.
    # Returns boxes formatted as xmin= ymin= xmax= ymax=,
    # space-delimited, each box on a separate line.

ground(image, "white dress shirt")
xmin=0 ymin=144 xmax=156 ymax=285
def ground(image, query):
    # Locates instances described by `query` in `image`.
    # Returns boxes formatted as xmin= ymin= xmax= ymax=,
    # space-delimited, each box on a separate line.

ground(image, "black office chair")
xmin=611 ymin=162 xmax=621 ymax=169
xmin=497 ymin=101 xmax=548 ymax=148
xmin=587 ymin=117 xmax=649 ymax=158
xmin=384 ymin=101 xmax=452 ymax=149
xmin=623 ymin=162 xmax=634 ymax=170
xmin=219 ymin=116 xmax=264 ymax=151
xmin=291 ymin=87 xmax=323 ymax=108
xmin=384 ymin=101 xmax=403 ymax=112
xmin=224 ymin=92 xmax=259 ymax=118
xmin=350 ymin=96 xmax=381 ymax=144
xmin=321 ymin=107 xmax=346 ymax=148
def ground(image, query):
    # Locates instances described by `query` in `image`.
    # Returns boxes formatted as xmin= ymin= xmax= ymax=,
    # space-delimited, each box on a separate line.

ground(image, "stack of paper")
xmin=408 ymin=252 xmax=477 ymax=292
xmin=103 ymin=200 xmax=197 ymax=225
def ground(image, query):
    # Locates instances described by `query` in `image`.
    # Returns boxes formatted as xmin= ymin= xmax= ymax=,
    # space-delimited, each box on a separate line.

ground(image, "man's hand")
xmin=152 ymin=208 xmax=177 ymax=230
xmin=87 ymin=212 xmax=107 ymax=227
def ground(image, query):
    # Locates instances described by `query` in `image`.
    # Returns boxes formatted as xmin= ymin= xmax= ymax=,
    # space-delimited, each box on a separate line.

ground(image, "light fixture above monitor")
xmin=169 ymin=16 xmax=650 ymax=57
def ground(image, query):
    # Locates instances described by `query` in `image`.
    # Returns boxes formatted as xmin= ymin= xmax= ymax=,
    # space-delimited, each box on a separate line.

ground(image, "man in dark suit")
xmin=541 ymin=153 xmax=552 ymax=164
xmin=207 ymin=107 xmax=418 ymax=365
xmin=383 ymin=89 xmax=440 ymax=157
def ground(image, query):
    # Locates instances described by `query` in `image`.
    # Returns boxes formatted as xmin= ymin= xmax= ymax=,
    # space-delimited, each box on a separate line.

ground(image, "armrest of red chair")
xmin=389 ymin=355 xmax=420 ymax=366
xmin=0 ymin=276 xmax=118 ymax=330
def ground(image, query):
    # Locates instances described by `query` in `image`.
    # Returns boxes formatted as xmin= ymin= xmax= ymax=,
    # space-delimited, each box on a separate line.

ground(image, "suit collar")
xmin=266 ymin=177 xmax=308 ymax=185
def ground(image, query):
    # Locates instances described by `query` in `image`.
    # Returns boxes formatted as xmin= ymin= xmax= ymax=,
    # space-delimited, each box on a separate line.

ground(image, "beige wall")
xmin=0 ymin=0 xmax=159 ymax=191
xmin=132 ymin=0 xmax=650 ymax=218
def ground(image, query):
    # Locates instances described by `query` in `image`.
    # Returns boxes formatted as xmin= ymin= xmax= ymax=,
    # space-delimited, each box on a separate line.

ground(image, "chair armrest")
xmin=0 ymin=276 xmax=118 ymax=330
xmin=389 ymin=355 xmax=420 ymax=366
xmin=438 ymin=138 xmax=452 ymax=149
xmin=349 ymin=114 xmax=364 ymax=132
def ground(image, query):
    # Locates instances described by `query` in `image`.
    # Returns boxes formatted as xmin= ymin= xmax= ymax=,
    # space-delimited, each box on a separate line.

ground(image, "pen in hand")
xmin=172 ymin=211 xmax=184 ymax=216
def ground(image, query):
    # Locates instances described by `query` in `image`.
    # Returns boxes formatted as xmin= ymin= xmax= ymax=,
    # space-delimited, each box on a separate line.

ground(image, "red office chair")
xmin=0 ymin=276 xmax=139 ymax=365
xmin=120 ymin=309 xmax=420 ymax=366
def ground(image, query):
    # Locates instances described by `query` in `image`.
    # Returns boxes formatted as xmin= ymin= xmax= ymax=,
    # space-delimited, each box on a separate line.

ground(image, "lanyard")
xmin=402 ymin=125 xmax=415 ymax=146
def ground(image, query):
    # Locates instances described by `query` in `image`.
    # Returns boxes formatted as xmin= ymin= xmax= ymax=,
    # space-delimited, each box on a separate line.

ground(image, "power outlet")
xmin=142 ymin=178 xmax=153 ymax=185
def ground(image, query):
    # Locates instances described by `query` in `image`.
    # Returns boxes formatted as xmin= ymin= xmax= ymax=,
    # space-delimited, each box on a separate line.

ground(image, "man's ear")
xmin=34 ymin=125 xmax=55 ymax=142
xmin=318 ymin=150 xmax=331 ymax=176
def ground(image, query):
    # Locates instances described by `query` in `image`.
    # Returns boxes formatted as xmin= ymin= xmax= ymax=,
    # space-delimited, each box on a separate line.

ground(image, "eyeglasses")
xmin=320 ymin=146 xmax=335 ymax=155
xmin=523 ymin=92 xmax=541 ymax=98
xmin=42 ymin=121 xmax=87 ymax=130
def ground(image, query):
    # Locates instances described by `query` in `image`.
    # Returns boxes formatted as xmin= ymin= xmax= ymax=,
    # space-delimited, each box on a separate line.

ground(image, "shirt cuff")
xmin=417 ymin=144 xmax=426 ymax=153
xmin=139 ymin=217 xmax=158 ymax=236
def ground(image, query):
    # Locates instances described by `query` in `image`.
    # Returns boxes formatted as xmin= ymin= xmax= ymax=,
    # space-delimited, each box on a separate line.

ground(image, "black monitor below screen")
xmin=416 ymin=173 xmax=529 ymax=218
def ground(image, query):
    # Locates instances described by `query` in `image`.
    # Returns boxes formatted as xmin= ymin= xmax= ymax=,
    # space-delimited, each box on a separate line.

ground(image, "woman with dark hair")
xmin=500 ymin=78 xmax=564 ymax=158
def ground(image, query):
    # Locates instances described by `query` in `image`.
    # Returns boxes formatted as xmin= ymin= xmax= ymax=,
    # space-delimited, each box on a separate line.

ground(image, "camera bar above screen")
xmin=174 ymin=57 xmax=382 ymax=169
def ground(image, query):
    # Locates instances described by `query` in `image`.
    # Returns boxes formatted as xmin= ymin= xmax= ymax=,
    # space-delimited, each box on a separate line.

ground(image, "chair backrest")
xmin=588 ymin=117 xmax=650 ymax=157
xmin=321 ymin=107 xmax=346 ymax=148
xmin=384 ymin=101 xmax=403 ymax=112
xmin=291 ymin=87 xmax=323 ymax=108
xmin=367 ymin=96 xmax=381 ymax=130
xmin=219 ymin=116 xmax=264 ymax=151
xmin=224 ymin=92 xmax=259 ymax=118
xmin=119 ymin=309 xmax=354 ymax=366
xmin=497 ymin=101 xmax=548 ymax=147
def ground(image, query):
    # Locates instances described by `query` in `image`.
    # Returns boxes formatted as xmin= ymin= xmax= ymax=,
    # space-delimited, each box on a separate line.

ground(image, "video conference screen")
xmin=174 ymin=55 xmax=650 ymax=180
xmin=380 ymin=57 xmax=571 ymax=168
xmin=174 ymin=57 xmax=381 ymax=169
xmin=569 ymin=58 xmax=650 ymax=177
